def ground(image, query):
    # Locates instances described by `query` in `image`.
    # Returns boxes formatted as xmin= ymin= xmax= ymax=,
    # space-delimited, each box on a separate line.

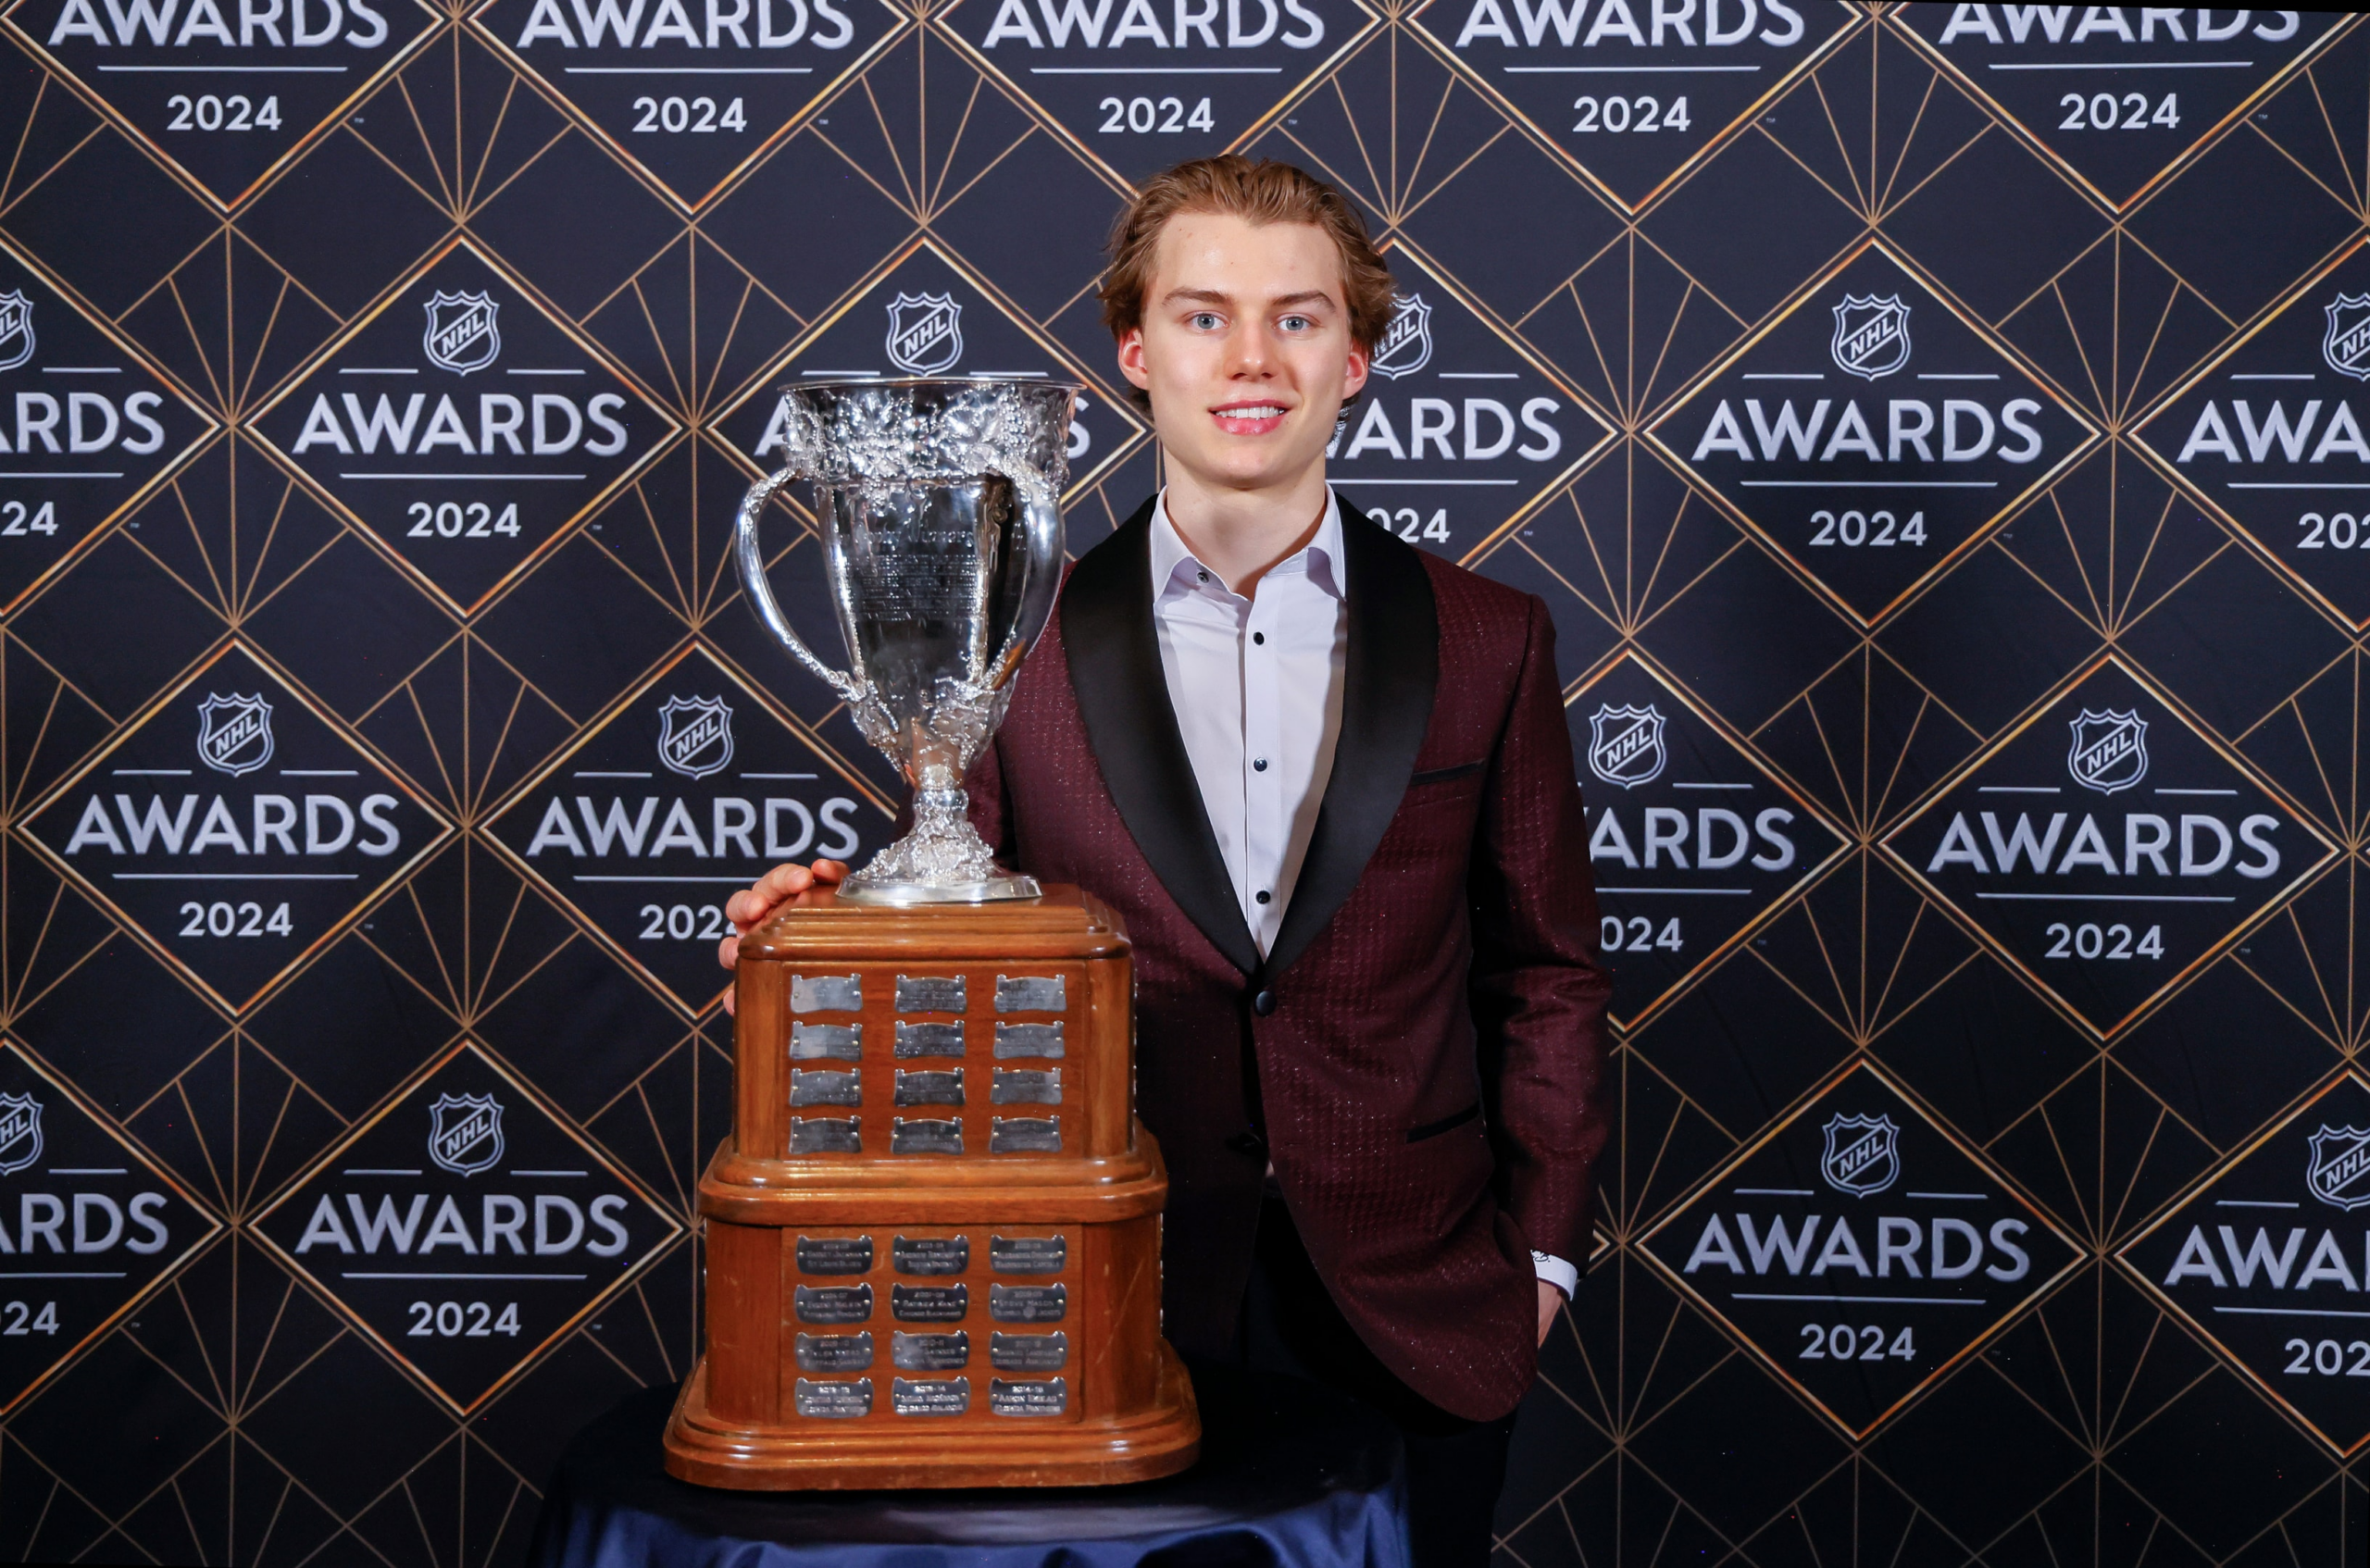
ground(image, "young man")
xmin=721 ymin=156 xmax=1611 ymax=1563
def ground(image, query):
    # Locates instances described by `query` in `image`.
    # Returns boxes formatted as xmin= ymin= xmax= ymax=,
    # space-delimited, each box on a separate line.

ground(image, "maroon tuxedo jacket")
xmin=967 ymin=496 xmax=1612 ymax=1420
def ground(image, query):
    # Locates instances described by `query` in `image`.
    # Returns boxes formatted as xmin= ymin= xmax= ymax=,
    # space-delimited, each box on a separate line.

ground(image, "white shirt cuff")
xmin=1531 ymin=1250 xmax=1578 ymax=1299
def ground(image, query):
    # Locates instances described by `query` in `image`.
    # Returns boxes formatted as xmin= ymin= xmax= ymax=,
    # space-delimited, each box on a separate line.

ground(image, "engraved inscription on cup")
xmin=990 ymin=1115 xmax=1061 ymax=1154
xmin=892 ymin=1116 xmax=964 ymax=1155
xmin=991 ymin=1235 xmax=1066 ymax=1274
xmin=896 ymin=975 xmax=967 ymax=1014
xmin=795 ymin=1331 xmax=875 ymax=1373
xmin=990 ymin=1330 xmax=1067 ymax=1372
xmin=894 ymin=1236 xmax=969 ymax=1275
xmin=892 ymin=1376 xmax=971 ymax=1417
xmin=791 ymin=975 xmax=862 ymax=1013
xmin=894 ymin=1069 xmax=966 ymax=1107
xmin=992 ymin=1022 xmax=1063 ymax=1059
xmin=790 ymin=1067 xmax=861 ymax=1107
xmin=989 ymin=1283 xmax=1066 ymax=1323
xmin=991 ymin=1067 xmax=1059 ymax=1105
xmin=895 ymin=1021 xmax=966 ymax=1058
xmin=795 ymin=1236 xmax=874 ymax=1274
xmin=892 ymin=1330 xmax=971 ymax=1372
xmin=995 ymin=975 xmax=1065 ymax=1013
xmin=790 ymin=1022 xmax=862 ymax=1061
xmin=794 ymin=1283 xmax=874 ymax=1325
xmin=892 ymin=1283 xmax=969 ymax=1323
xmin=790 ymin=1115 xmax=861 ymax=1154
xmin=990 ymin=1377 xmax=1068 ymax=1417
xmin=794 ymin=1377 xmax=874 ymax=1418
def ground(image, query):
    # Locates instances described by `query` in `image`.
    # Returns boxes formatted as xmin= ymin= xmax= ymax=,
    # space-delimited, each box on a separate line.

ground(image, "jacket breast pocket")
xmin=1407 ymin=761 xmax=1484 ymax=789
xmin=1407 ymin=1101 xmax=1481 ymax=1143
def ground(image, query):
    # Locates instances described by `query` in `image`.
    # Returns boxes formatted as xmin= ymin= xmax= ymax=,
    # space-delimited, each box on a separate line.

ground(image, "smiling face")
xmin=1116 ymin=211 xmax=1370 ymax=504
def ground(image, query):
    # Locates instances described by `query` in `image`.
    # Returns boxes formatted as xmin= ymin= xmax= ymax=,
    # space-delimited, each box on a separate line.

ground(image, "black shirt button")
xmin=1253 ymin=758 xmax=1268 ymax=772
xmin=1255 ymin=890 xmax=1271 ymax=905
xmin=1253 ymin=631 xmax=1266 ymax=645
xmin=1252 ymin=989 xmax=1277 ymax=1016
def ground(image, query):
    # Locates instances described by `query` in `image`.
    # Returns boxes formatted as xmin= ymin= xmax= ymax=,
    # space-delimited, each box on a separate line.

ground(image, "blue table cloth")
xmin=525 ymin=1363 xmax=1411 ymax=1568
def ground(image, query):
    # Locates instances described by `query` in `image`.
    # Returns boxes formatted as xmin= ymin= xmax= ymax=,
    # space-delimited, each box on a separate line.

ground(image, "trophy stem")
xmin=838 ymin=787 xmax=1042 ymax=905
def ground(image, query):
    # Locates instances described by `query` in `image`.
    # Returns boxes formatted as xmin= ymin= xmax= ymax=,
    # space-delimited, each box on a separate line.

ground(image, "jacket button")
xmin=1252 ymin=989 xmax=1276 ymax=1016
xmin=1225 ymin=1130 xmax=1266 ymax=1156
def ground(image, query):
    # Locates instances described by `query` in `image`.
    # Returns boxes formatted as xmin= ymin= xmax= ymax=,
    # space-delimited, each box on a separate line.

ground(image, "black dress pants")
xmin=1229 ymin=1194 xmax=1518 ymax=1568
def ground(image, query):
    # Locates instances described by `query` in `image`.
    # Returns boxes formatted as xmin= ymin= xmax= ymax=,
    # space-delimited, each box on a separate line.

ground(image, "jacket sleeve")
xmin=966 ymin=735 xmax=1014 ymax=864
xmin=1467 ymin=592 xmax=1613 ymax=1274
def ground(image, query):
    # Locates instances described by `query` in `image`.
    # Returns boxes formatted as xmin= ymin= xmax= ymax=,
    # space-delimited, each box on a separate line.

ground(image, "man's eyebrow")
xmin=1158 ymin=287 xmax=1339 ymax=309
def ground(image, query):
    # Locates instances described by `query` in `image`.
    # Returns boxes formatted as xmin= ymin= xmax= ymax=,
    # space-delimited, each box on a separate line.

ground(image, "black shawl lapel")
xmin=1266 ymin=500 xmax=1440 ymax=978
xmin=1063 ymin=500 xmax=1263 ymax=976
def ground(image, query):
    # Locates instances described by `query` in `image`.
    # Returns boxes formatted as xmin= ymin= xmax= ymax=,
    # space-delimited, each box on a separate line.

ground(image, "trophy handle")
xmin=983 ymin=467 xmax=1066 ymax=692
xmin=734 ymin=460 xmax=863 ymax=706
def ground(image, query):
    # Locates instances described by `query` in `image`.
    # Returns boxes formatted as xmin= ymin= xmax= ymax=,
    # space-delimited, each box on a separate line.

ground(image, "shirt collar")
xmin=1149 ymin=489 xmax=1348 ymax=603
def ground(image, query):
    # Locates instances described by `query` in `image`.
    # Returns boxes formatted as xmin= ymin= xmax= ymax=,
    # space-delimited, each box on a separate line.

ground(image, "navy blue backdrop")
xmin=0 ymin=1 xmax=2360 ymax=1562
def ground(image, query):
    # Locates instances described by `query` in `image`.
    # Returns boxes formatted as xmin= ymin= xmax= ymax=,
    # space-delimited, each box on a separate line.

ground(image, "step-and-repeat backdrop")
xmin=0 ymin=1 xmax=2360 ymax=1561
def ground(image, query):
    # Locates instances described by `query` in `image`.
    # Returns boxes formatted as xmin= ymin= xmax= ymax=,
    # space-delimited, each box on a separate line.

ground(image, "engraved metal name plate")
xmin=992 ymin=1068 xmax=1060 ymax=1104
xmin=895 ymin=1069 xmax=966 ymax=1107
xmin=990 ymin=1330 xmax=1067 ymax=1372
xmin=789 ymin=1067 xmax=861 ymax=1107
xmin=892 ymin=1376 xmax=971 ymax=1416
xmin=989 ymin=1283 xmax=1066 ymax=1323
xmin=990 ymin=1116 xmax=1061 ymax=1154
xmin=790 ymin=1115 xmax=860 ymax=1154
xmin=993 ymin=1022 xmax=1064 ymax=1059
xmin=894 ymin=1236 xmax=969 ymax=1275
xmin=990 ymin=1377 xmax=1068 ymax=1417
xmin=791 ymin=975 xmax=862 ymax=1013
xmin=794 ymin=1283 xmax=874 ymax=1324
xmin=995 ymin=975 xmax=1066 ymax=1013
xmin=891 ymin=1116 xmax=963 ymax=1155
xmin=795 ymin=1236 xmax=874 ymax=1275
xmin=790 ymin=1022 xmax=862 ymax=1061
xmin=794 ymin=1377 xmax=873 ymax=1418
xmin=991 ymin=1235 xmax=1066 ymax=1274
xmin=891 ymin=1284 xmax=969 ymax=1323
xmin=896 ymin=975 xmax=967 ymax=1013
xmin=895 ymin=1021 xmax=965 ymax=1058
xmin=795 ymin=1331 xmax=874 ymax=1372
xmin=892 ymin=1330 xmax=970 ymax=1372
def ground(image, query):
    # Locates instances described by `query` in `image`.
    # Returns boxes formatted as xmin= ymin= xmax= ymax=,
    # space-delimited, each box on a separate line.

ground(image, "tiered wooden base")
xmin=662 ymin=887 xmax=1200 ymax=1490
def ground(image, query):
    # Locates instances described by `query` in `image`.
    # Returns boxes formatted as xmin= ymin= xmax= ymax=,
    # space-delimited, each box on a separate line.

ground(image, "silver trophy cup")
xmin=733 ymin=378 xmax=1073 ymax=903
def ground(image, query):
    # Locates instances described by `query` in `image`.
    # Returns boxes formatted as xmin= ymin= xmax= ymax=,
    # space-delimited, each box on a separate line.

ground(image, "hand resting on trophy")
xmin=716 ymin=859 xmax=847 ymax=1014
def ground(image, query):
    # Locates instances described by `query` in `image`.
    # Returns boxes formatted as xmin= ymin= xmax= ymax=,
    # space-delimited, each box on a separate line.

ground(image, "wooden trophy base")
xmin=661 ymin=887 xmax=1200 ymax=1490
xmin=663 ymin=1338 xmax=1201 ymax=1490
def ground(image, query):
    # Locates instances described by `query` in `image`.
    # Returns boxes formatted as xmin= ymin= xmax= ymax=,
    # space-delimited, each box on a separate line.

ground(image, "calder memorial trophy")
xmin=661 ymin=378 xmax=1202 ymax=1489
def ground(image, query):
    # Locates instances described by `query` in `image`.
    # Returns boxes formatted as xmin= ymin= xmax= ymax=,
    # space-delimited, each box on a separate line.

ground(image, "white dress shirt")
xmin=1146 ymin=490 xmax=1578 ymax=1302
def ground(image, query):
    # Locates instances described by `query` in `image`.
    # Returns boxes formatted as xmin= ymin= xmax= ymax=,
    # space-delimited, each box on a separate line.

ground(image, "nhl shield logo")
xmin=422 ymin=290 xmax=501 ymax=375
xmin=195 ymin=693 xmax=274 ymax=777
xmin=884 ymin=292 xmax=964 ymax=375
xmin=2066 ymin=708 xmax=2148 ymax=794
xmin=656 ymin=695 xmax=733 ymax=779
xmin=1820 ymin=1114 xmax=1901 ymax=1198
xmin=427 ymin=1093 xmax=504 ymax=1176
xmin=2325 ymin=293 xmax=2370 ymax=381
xmin=1369 ymin=293 xmax=1434 ymax=380
xmin=0 ymin=291 xmax=35 ymax=373
xmin=2306 ymin=1124 xmax=2370 ymax=1211
xmin=1830 ymin=293 xmax=1912 ymax=380
xmin=0 ymin=1093 xmax=40 ymax=1177
xmin=1586 ymin=703 xmax=1667 ymax=789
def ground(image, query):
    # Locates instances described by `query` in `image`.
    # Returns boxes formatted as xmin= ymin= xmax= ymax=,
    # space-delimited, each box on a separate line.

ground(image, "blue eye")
xmin=1190 ymin=313 xmax=1221 ymax=330
xmin=1280 ymin=316 xmax=1311 ymax=331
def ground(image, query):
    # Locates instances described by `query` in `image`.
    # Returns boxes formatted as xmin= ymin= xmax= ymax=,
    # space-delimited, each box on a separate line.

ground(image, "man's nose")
xmin=1224 ymin=324 xmax=1274 ymax=378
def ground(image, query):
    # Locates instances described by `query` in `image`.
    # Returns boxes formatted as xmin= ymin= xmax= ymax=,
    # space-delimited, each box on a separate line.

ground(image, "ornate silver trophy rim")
xmin=734 ymin=377 xmax=1074 ymax=904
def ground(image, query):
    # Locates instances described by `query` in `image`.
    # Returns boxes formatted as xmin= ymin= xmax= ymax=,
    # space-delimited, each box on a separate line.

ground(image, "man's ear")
xmin=1116 ymin=327 xmax=1151 ymax=392
xmin=1342 ymin=339 xmax=1369 ymax=402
